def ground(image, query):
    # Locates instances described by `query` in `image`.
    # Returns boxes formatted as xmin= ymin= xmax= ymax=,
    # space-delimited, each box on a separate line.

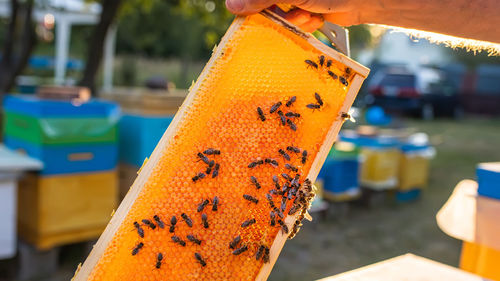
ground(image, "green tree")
xmin=0 ymin=0 xmax=37 ymax=96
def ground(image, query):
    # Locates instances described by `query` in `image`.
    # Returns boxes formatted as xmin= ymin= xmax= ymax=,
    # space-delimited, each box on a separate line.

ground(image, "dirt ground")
xmin=3 ymin=116 xmax=499 ymax=281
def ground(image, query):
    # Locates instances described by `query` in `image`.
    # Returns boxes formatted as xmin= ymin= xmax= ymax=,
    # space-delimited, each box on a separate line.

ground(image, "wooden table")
xmin=316 ymin=254 xmax=484 ymax=281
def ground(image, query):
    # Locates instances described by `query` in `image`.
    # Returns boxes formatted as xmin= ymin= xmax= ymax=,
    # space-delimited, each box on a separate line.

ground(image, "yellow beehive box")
xmin=17 ymin=171 xmax=118 ymax=250
xmin=360 ymin=147 xmax=400 ymax=189
xmin=398 ymin=153 xmax=430 ymax=190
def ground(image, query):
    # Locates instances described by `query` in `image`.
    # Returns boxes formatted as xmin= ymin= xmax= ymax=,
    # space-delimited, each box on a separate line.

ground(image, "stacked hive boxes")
xmin=2 ymin=95 xmax=119 ymax=249
xmin=335 ymin=129 xmax=433 ymax=202
xmin=359 ymin=136 xmax=401 ymax=190
xmin=318 ymin=141 xmax=361 ymax=201
xmin=396 ymin=140 xmax=435 ymax=201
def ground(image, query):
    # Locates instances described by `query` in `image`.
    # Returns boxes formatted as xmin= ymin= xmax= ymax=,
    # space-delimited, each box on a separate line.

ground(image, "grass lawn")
xmin=269 ymin=117 xmax=500 ymax=281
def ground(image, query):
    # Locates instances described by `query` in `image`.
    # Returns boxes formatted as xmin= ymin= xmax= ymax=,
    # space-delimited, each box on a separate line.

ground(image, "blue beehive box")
xmin=319 ymin=142 xmax=361 ymax=200
xmin=3 ymin=95 xmax=120 ymax=117
xmin=477 ymin=162 xmax=500 ymax=200
xmin=2 ymin=95 xmax=119 ymax=175
xmin=4 ymin=137 xmax=117 ymax=175
xmin=119 ymin=114 xmax=174 ymax=167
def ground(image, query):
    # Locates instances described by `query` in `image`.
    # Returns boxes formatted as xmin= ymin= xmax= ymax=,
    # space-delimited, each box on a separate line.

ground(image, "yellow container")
xmin=17 ymin=171 xmax=118 ymax=250
xmin=460 ymin=241 xmax=500 ymax=281
xmin=360 ymin=148 xmax=400 ymax=190
xmin=398 ymin=153 xmax=430 ymax=191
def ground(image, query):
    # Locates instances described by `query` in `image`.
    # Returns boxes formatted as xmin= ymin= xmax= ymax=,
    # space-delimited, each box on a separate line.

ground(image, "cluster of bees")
xmin=220 ymin=94 xmax=320 ymax=265
xmin=131 ymin=195 xmax=220 ymax=268
xmin=192 ymin=149 xmax=221 ymax=182
xmin=305 ymin=55 xmax=350 ymax=87
xmin=256 ymin=94 xmax=300 ymax=131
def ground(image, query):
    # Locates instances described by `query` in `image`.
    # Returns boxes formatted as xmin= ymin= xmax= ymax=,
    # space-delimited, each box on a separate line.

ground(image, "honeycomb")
xmin=84 ymin=13 xmax=364 ymax=281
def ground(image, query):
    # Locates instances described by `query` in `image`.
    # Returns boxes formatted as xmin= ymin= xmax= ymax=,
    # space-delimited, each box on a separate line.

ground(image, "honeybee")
xmin=181 ymin=213 xmax=193 ymax=227
xmin=142 ymin=219 xmax=156 ymax=230
xmin=197 ymin=199 xmax=210 ymax=212
xmin=203 ymin=148 xmax=220 ymax=155
xmin=201 ymin=213 xmax=209 ymax=228
xmin=133 ymin=221 xmax=144 ymax=238
xmin=131 ymin=242 xmax=144 ymax=256
xmin=241 ymin=218 xmax=256 ymax=228
xmin=169 ymin=216 xmax=177 ymax=233
xmin=314 ymin=92 xmax=324 ymax=106
xmin=286 ymin=119 xmax=297 ymax=131
xmin=155 ymin=253 xmax=163 ymax=269
xmin=195 ymin=252 xmax=207 ymax=267
xmin=229 ymin=235 xmax=241 ymax=249
xmin=285 ymin=96 xmax=296 ymax=107
xmin=171 ymin=235 xmax=186 ymax=246
xmin=257 ymin=107 xmax=266 ymax=121
xmin=250 ymin=176 xmax=261 ymax=189
xmin=232 ymin=245 xmax=248 ymax=255
xmin=187 ymin=234 xmax=202 ymax=245
xmin=243 ymin=194 xmax=259 ymax=204
xmin=305 ymin=59 xmax=318 ymax=69
xmin=153 ymin=215 xmax=165 ymax=229
xmin=269 ymin=101 xmax=282 ymax=114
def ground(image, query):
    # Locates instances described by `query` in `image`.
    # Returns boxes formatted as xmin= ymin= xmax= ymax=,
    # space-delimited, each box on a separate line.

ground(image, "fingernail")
xmin=226 ymin=0 xmax=244 ymax=12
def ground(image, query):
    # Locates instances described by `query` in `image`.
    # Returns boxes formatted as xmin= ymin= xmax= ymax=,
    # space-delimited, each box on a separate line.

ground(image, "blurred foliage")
xmin=348 ymin=25 xmax=374 ymax=50
xmin=447 ymin=47 xmax=500 ymax=69
xmin=119 ymin=56 xmax=138 ymax=86
xmin=116 ymin=0 xmax=233 ymax=60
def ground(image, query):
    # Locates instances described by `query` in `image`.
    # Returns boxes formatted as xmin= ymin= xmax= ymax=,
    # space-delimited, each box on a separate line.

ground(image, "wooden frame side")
xmin=72 ymin=17 xmax=246 ymax=281
xmin=255 ymin=74 xmax=366 ymax=281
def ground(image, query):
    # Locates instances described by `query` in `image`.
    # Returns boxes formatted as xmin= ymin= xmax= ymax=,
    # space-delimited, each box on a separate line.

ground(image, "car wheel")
xmin=421 ymin=104 xmax=434 ymax=121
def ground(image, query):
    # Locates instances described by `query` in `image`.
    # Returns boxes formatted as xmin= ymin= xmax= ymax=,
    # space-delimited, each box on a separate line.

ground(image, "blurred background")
xmin=0 ymin=0 xmax=499 ymax=280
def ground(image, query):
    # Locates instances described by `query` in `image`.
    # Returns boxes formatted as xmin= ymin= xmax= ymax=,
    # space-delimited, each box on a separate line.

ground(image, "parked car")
xmin=461 ymin=64 xmax=500 ymax=115
xmin=365 ymin=67 xmax=463 ymax=120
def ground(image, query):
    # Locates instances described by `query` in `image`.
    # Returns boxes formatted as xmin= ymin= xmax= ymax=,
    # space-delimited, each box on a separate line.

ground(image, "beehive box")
xmin=119 ymin=114 xmax=174 ymax=167
xmin=320 ymin=142 xmax=361 ymax=201
xmin=398 ymin=147 xmax=433 ymax=191
xmin=359 ymin=136 xmax=400 ymax=190
xmin=17 ymin=171 xmax=118 ymax=250
xmin=477 ymin=162 xmax=500 ymax=200
xmin=74 ymin=12 xmax=369 ymax=281
xmin=3 ymin=111 xmax=117 ymax=145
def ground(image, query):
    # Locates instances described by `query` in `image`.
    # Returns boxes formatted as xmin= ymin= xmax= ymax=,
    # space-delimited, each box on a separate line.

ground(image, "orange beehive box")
xmin=74 ymin=12 xmax=369 ymax=281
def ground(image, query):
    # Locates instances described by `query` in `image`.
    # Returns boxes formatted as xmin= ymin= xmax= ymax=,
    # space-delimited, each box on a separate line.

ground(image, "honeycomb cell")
xmin=84 ymin=13 xmax=366 ymax=281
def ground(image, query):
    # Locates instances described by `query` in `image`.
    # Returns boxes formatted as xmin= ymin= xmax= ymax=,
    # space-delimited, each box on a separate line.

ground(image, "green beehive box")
xmin=3 ymin=111 xmax=118 ymax=145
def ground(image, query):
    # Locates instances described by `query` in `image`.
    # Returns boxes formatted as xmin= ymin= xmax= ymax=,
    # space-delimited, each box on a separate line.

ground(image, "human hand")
xmin=225 ymin=0 xmax=500 ymax=44
xmin=225 ymin=0 xmax=365 ymax=32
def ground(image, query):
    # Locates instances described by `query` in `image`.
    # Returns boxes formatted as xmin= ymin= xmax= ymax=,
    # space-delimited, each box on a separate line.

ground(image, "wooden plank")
xmin=74 ymin=12 xmax=369 ymax=280
xmin=316 ymin=254 xmax=483 ymax=281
